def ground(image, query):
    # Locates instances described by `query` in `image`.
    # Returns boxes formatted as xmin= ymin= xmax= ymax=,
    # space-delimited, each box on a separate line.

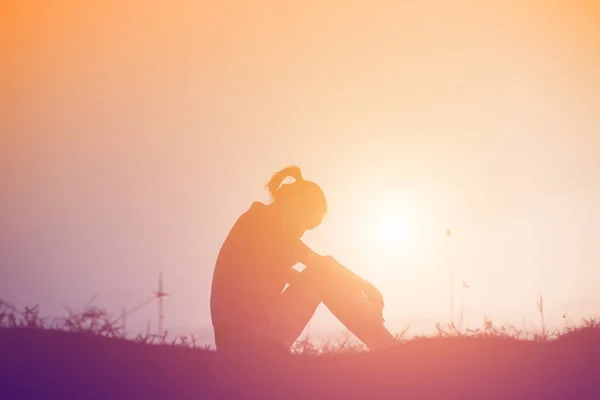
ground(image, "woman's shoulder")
xmin=248 ymin=201 xmax=267 ymax=212
xmin=241 ymin=201 xmax=267 ymax=222
xmin=231 ymin=202 xmax=268 ymax=234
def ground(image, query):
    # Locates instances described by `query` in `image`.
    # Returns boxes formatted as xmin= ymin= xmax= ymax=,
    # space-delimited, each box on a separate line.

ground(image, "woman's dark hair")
xmin=265 ymin=165 xmax=327 ymax=229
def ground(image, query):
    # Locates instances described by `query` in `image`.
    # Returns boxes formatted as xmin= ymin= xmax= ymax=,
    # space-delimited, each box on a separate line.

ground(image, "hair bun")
xmin=265 ymin=165 xmax=303 ymax=199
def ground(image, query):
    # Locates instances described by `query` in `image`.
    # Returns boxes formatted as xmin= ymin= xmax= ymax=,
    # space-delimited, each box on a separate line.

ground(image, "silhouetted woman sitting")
xmin=210 ymin=166 xmax=397 ymax=353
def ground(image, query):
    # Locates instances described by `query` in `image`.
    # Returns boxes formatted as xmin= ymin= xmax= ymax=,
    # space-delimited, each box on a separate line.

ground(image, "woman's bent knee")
xmin=295 ymin=265 xmax=331 ymax=293
xmin=297 ymin=260 xmax=360 ymax=296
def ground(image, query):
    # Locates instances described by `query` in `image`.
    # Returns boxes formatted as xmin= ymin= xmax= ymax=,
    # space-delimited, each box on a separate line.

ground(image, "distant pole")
xmin=446 ymin=228 xmax=454 ymax=325
xmin=121 ymin=275 xmax=170 ymax=337
xmin=154 ymin=271 xmax=170 ymax=337
xmin=449 ymin=272 xmax=454 ymax=325
xmin=460 ymin=280 xmax=470 ymax=330
xmin=159 ymin=273 xmax=163 ymax=336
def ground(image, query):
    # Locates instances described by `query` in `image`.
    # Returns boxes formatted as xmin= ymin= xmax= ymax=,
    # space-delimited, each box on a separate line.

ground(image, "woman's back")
xmin=210 ymin=202 xmax=301 ymax=329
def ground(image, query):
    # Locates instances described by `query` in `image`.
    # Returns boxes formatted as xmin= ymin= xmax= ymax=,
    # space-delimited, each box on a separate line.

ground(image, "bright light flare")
xmin=366 ymin=207 xmax=413 ymax=251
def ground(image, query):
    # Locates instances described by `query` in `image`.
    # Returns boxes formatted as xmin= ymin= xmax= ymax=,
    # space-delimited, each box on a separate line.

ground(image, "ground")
xmin=1 ymin=303 xmax=599 ymax=399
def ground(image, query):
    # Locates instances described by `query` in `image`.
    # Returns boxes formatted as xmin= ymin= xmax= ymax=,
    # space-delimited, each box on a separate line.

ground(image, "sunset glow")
xmin=366 ymin=206 xmax=413 ymax=251
xmin=3 ymin=2 xmax=600 ymax=397
xmin=2 ymin=0 xmax=600 ymax=345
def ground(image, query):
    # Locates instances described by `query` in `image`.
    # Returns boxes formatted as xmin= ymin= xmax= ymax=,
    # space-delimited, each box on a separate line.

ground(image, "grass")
xmin=1 ymin=298 xmax=600 ymax=399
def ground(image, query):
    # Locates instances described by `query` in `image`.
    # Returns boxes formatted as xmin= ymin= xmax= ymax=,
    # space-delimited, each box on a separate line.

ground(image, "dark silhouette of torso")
xmin=210 ymin=202 xmax=302 ymax=329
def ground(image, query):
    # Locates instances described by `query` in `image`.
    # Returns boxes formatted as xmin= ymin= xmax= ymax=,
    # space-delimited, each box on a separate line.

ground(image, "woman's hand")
xmin=300 ymin=248 xmax=386 ymax=317
xmin=321 ymin=256 xmax=386 ymax=316
xmin=360 ymin=279 xmax=384 ymax=320
xmin=361 ymin=279 xmax=384 ymax=307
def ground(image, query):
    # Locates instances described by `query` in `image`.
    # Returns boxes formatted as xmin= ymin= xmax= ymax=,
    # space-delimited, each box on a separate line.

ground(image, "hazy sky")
xmin=2 ymin=1 xmax=600 ymax=343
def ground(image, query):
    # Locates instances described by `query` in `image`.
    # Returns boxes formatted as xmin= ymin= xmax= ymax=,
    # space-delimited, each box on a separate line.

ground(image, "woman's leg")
xmin=271 ymin=270 xmax=323 ymax=348
xmin=266 ymin=264 xmax=398 ymax=351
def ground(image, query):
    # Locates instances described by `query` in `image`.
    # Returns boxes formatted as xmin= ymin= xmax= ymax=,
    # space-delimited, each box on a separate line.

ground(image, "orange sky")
xmin=2 ymin=1 xmax=600 ymax=342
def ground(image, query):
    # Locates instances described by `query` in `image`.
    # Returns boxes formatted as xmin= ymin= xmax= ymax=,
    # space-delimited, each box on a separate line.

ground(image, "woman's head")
xmin=266 ymin=166 xmax=327 ymax=237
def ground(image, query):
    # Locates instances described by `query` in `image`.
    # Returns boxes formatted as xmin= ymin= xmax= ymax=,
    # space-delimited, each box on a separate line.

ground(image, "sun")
xmin=367 ymin=207 xmax=412 ymax=250
xmin=375 ymin=214 xmax=409 ymax=245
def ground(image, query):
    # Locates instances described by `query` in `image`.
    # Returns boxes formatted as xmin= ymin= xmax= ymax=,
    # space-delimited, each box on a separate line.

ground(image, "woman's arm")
xmin=295 ymin=240 xmax=384 ymax=306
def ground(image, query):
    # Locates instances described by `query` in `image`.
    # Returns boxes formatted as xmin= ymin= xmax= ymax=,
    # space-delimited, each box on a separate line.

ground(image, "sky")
xmin=2 ymin=1 xmax=600 ymax=345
